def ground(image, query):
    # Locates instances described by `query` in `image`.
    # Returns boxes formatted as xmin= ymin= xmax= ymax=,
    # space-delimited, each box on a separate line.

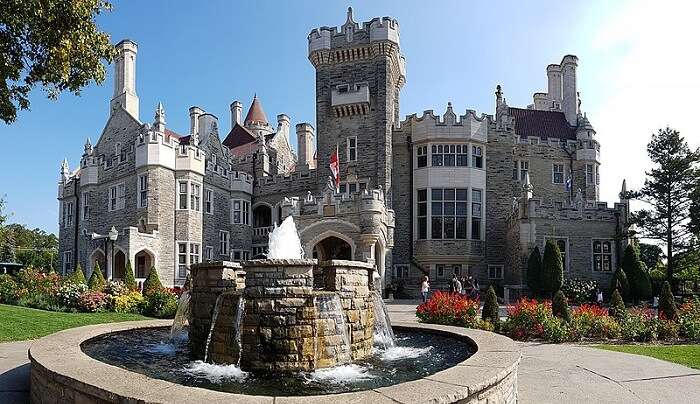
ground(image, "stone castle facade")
xmin=58 ymin=8 xmax=629 ymax=296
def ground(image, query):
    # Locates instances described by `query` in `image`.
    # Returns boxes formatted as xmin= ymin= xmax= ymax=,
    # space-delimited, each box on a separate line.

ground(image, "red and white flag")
xmin=329 ymin=145 xmax=340 ymax=191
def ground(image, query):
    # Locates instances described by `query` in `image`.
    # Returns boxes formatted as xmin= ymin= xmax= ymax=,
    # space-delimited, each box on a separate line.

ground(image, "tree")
xmin=622 ymin=244 xmax=652 ymax=302
xmin=526 ymin=246 xmax=543 ymax=297
xmin=609 ymin=289 xmax=627 ymax=321
xmin=88 ymin=262 xmax=105 ymax=291
xmin=0 ymin=228 xmax=15 ymax=262
xmin=124 ymin=260 xmax=137 ymax=291
xmin=143 ymin=268 xmax=162 ymax=296
xmin=638 ymin=243 xmax=665 ymax=272
xmin=610 ymin=267 xmax=630 ymax=302
xmin=70 ymin=263 xmax=86 ymax=285
xmin=552 ymin=290 xmax=571 ymax=322
xmin=0 ymin=0 xmax=115 ymax=124
xmin=625 ymin=127 xmax=700 ymax=284
xmin=481 ymin=286 xmax=500 ymax=325
xmin=541 ymin=240 xmax=564 ymax=296
xmin=659 ymin=281 xmax=678 ymax=321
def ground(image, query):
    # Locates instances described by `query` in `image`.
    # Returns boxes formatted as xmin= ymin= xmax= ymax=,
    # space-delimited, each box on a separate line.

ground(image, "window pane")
xmin=456 ymin=217 xmax=467 ymax=239
xmin=432 ymin=202 xmax=442 ymax=215
xmin=444 ymin=202 xmax=455 ymax=215
xmin=418 ymin=203 xmax=427 ymax=216
xmin=444 ymin=189 xmax=455 ymax=200
xmin=418 ymin=218 xmax=427 ymax=239
xmin=443 ymin=217 xmax=455 ymax=239
xmin=417 ymin=189 xmax=427 ymax=201
xmin=593 ymin=241 xmax=601 ymax=253
xmin=431 ymin=217 xmax=443 ymax=239
xmin=456 ymin=189 xmax=468 ymax=201
xmin=432 ymin=189 xmax=443 ymax=200
xmin=456 ymin=202 xmax=468 ymax=216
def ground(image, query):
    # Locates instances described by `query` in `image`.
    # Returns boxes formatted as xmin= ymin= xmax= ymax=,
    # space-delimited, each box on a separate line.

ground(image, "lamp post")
xmin=107 ymin=227 xmax=118 ymax=280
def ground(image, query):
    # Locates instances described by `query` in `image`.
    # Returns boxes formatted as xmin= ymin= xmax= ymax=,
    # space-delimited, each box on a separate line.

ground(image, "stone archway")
xmin=134 ymin=250 xmax=154 ymax=279
xmin=113 ymin=250 xmax=126 ymax=280
xmin=312 ymin=236 xmax=353 ymax=261
xmin=89 ymin=249 xmax=105 ymax=278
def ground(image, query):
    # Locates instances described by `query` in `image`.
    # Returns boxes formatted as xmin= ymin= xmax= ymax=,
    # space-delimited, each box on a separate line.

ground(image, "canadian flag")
xmin=329 ymin=146 xmax=340 ymax=191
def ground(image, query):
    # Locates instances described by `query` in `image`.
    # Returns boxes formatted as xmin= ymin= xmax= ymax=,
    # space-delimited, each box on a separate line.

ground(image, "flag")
xmin=565 ymin=176 xmax=572 ymax=192
xmin=329 ymin=145 xmax=340 ymax=191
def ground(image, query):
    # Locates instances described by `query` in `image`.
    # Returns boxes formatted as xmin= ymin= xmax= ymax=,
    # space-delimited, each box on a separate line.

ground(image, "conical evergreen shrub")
xmin=526 ymin=246 xmax=543 ymax=297
xmin=659 ymin=281 xmax=678 ymax=321
xmin=623 ymin=244 xmax=652 ymax=302
xmin=542 ymin=240 xmax=564 ymax=296
xmin=610 ymin=267 xmax=630 ymax=302
xmin=124 ymin=260 xmax=137 ymax=291
xmin=481 ymin=286 xmax=500 ymax=325
xmin=70 ymin=264 xmax=86 ymax=285
xmin=609 ymin=288 xmax=627 ymax=321
xmin=143 ymin=268 xmax=163 ymax=296
xmin=552 ymin=290 xmax=571 ymax=322
xmin=88 ymin=262 xmax=106 ymax=291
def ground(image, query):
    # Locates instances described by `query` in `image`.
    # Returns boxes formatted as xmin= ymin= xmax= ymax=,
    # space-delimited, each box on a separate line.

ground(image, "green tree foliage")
xmin=552 ymin=290 xmax=571 ymax=323
xmin=659 ymin=281 xmax=678 ymax=321
xmin=88 ymin=262 xmax=105 ymax=291
xmin=609 ymin=289 xmax=627 ymax=320
xmin=625 ymin=127 xmax=700 ymax=283
xmin=623 ymin=244 xmax=652 ymax=302
xmin=541 ymin=240 xmax=564 ymax=296
xmin=638 ymin=243 xmax=665 ymax=272
xmin=610 ymin=267 xmax=630 ymax=302
xmin=481 ymin=286 xmax=500 ymax=325
xmin=526 ymin=246 xmax=543 ymax=297
xmin=69 ymin=263 xmax=86 ymax=285
xmin=0 ymin=0 xmax=115 ymax=123
xmin=142 ymin=268 xmax=162 ymax=296
xmin=123 ymin=260 xmax=137 ymax=291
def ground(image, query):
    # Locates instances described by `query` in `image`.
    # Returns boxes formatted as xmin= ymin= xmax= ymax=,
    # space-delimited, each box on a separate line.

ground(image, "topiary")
xmin=623 ymin=244 xmax=652 ymax=303
xmin=659 ymin=281 xmax=678 ymax=321
xmin=87 ymin=263 xmax=106 ymax=291
xmin=541 ymin=240 xmax=564 ymax=297
xmin=69 ymin=264 xmax=86 ymax=285
xmin=609 ymin=288 xmax=627 ymax=321
xmin=481 ymin=286 xmax=500 ymax=326
xmin=610 ymin=267 xmax=630 ymax=303
xmin=123 ymin=260 xmax=137 ymax=291
xmin=142 ymin=268 xmax=162 ymax=297
xmin=552 ymin=290 xmax=571 ymax=323
xmin=526 ymin=246 xmax=543 ymax=297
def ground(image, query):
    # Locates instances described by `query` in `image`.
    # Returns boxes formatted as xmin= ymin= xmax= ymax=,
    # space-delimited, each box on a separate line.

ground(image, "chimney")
xmin=560 ymin=55 xmax=579 ymax=125
xmin=189 ymin=106 xmax=204 ymax=135
xmin=110 ymin=39 xmax=139 ymax=118
xmin=296 ymin=123 xmax=315 ymax=169
xmin=277 ymin=114 xmax=290 ymax=136
xmin=546 ymin=64 xmax=562 ymax=105
xmin=230 ymin=100 xmax=242 ymax=128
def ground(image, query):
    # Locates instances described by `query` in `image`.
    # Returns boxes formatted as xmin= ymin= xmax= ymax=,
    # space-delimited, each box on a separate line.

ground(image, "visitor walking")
xmin=455 ymin=277 xmax=463 ymax=294
xmin=421 ymin=276 xmax=430 ymax=303
xmin=596 ymin=288 xmax=604 ymax=305
xmin=450 ymin=274 xmax=458 ymax=293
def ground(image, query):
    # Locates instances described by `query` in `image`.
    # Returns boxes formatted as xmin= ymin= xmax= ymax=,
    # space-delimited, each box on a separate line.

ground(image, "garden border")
xmin=29 ymin=320 xmax=521 ymax=403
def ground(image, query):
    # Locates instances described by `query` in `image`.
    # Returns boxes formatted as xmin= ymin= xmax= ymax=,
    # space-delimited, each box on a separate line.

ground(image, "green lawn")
xmin=595 ymin=344 xmax=700 ymax=369
xmin=0 ymin=304 xmax=151 ymax=342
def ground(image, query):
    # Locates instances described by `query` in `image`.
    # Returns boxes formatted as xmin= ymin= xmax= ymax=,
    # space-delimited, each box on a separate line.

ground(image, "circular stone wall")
xmin=29 ymin=320 xmax=520 ymax=404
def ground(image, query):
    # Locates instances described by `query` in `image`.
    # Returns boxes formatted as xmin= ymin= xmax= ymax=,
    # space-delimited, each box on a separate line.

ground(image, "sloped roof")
xmin=508 ymin=107 xmax=576 ymax=140
xmin=244 ymin=95 xmax=268 ymax=125
xmin=223 ymin=123 xmax=257 ymax=149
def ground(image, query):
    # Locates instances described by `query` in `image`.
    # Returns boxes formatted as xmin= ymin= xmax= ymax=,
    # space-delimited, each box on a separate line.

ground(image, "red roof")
xmin=508 ymin=107 xmax=576 ymax=140
xmin=244 ymin=95 xmax=268 ymax=125
xmin=223 ymin=123 xmax=257 ymax=149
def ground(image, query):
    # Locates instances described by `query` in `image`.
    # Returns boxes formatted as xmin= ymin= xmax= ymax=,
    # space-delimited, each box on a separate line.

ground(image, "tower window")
xmin=138 ymin=174 xmax=148 ymax=208
xmin=416 ymin=145 xmax=427 ymax=168
xmin=586 ymin=164 xmax=595 ymax=184
xmin=219 ymin=231 xmax=230 ymax=256
xmin=205 ymin=189 xmax=213 ymax=214
xmin=552 ymin=163 xmax=565 ymax=184
xmin=347 ymin=137 xmax=357 ymax=162
xmin=472 ymin=146 xmax=483 ymax=168
xmin=417 ymin=189 xmax=427 ymax=239
xmin=471 ymin=189 xmax=482 ymax=240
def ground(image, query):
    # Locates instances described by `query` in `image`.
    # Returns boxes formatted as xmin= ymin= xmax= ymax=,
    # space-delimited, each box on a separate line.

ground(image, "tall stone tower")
xmin=110 ymin=39 xmax=139 ymax=119
xmin=308 ymin=7 xmax=406 ymax=197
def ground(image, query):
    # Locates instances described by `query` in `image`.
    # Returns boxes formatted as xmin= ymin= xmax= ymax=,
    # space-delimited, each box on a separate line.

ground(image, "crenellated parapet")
xmin=397 ymin=103 xmax=491 ymax=143
xmin=526 ymin=198 xmax=627 ymax=222
xmin=230 ymin=170 xmax=254 ymax=194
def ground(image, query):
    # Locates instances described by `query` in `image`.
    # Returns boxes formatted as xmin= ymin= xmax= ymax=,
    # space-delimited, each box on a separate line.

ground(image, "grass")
xmin=595 ymin=344 xmax=700 ymax=369
xmin=0 ymin=304 xmax=151 ymax=342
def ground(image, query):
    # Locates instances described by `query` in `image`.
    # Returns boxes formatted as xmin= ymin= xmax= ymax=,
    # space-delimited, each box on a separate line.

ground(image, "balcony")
xmin=253 ymin=226 xmax=274 ymax=238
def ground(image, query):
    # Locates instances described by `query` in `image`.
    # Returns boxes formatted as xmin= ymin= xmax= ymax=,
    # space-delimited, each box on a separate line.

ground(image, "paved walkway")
xmin=0 ymin=341 xmax=30 ymax=404
xmin=386 ymin=300 xmax=700 ymax=403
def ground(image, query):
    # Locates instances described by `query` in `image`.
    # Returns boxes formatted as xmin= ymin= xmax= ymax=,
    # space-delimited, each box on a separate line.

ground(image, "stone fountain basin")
xmin=28 ymin=320 xmax=521 ymax=404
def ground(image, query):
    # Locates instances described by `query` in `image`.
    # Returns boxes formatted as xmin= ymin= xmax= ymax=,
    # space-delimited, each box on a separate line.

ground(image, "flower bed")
xmin=416 ymin=291 xmax=479 ymax=327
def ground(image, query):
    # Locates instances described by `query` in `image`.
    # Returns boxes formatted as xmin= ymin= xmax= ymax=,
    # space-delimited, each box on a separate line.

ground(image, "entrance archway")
xmin=312 ymin=236 xmax=352 ymax=261
xmin=253 ymin=204 xmax=272 ymax=228
xmin=113 ymin=250 xmax=126 ymax=280
xmin=134 ymin=250 xmax=154 ymax=279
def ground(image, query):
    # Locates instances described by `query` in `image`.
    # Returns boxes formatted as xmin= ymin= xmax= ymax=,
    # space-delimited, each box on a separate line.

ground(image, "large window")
xmin=552 ymin=163 xmax=565 ymax=184
xmin=205 ymin=189 xmax=213 ymax=214
xmin=65 ymin=201 xmax=73 ymax=227
xmin=347 ymin=137 xmax=357 ymax=162
xmin=81 ymin=192 xmax=89 ymax=220
xmin=108 ymin=183 xmax=125 ymax=211
xmin=138 ymin=174 xmax=148 ymax=208
xmin=431 ymin=188 xmax=468 ymax=239
xmin=394 ymin=265 xmax=409 ymax=279
xmin=488 ymin=265 xmax=504 ymax=279
xmin=177 ymin=242 xmax=200 ymax=279
xmin=586 ymin=164 xmax=594 ymax=184
xmin=232 ymin=250 xmax=250 ymax=261
xmin=417 ymin=189 xmax=427 ymax=239
xmin=416 ymin=145 xmax=427 ymax=168
xmin=472 ymin=146 xmax=483 ymax=168
xmin=232 ymin=199 xmax=250 ymax=225
xmin=513 ymin=160 xmax=529 ymax=181
xmin=471 ymin=189 xmax=482 ymax=240
xmin=190 ymin=183 xmax=201 ymax=212
xmin=63 ymin=251 xmax=72 ymax=274
xmin=204 ymin=246 xmax=213 ymax=262
xmin=593 ymin=240 xmax=613 ymax=272
xmin=431 ymin=144 xmax=470 ymax=167
xmin=177 ymin=180 xmax=202 ymax=211
xmin=219 ymin=231 xmax=230 ymax=256
xmin=178 ymin=182 xmax=188 ymax=209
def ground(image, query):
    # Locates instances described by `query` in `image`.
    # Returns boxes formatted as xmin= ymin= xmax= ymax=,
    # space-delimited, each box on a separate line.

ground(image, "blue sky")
xmin=0 ymin=0 xmax=697 ymax=234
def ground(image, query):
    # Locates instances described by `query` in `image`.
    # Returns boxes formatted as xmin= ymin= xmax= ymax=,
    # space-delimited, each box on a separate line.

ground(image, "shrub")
xmin=57 ymin=282 xmax=87 ymax=309
xmin=501 ymin=298 xmax=553 ymax=341
xmin=541 ymin=240 xmax=564 ymax=296
xmin=481 ymin=286 xmax=500 ymax=325
xmin=104 ymin=280 xmax=128 ymax=297
xmin=69 ymin=264 xmax=87 ymax=285
xmin=552 ymin=290 xmax=571 ymax=323
xmin=416 ymin=291 xmax=479 ymax=327
xmin=570 ymin=304 xmax=620 ymax=340
xmin=77 ymin=291 xmax=108 ymax=312
xmin=142 ymin=269 xmax=163 ymax=297
xmin=658 ymin=281 xmax=677 ymax=321
xmin=620 ymin=308 xmax=657 ymax=342
xmin=610 ymin=267 xmax=630 ymax=302
xmin=609 ymin=289 xmax=627 ymax=321
xmin=541 ymin=316 xmax=569 ymax=343
xmin=15 ymin=267 xmax=61 ymax=298
xmin=526 ymin=246 xmax=543 ymax=297
xmin=16 ymin=291 xmax=63 ymax=311
xmin=561 ymin=278 xmax=597 ymax=305
xmin=0 ymin=274 xmax=19 ymax=304
xmin=475 ymin=318 xmax=496 ymax=332
xmin=88 ymin=263 xmax=106 ymax=291
xmin=141 ymin=288 xmax=178 ymax=318
xmin=124 ymin=260 xmax=137 ymax=291
xmin=678 ymin=298 xmax=700 ymax=341
xmin=623 ymin=244 xmax=652 ymax=302
xmin=657 ymin=319 xmax=680 ymax=341
xmin=110 ymin=291 xmax=145 ymax=313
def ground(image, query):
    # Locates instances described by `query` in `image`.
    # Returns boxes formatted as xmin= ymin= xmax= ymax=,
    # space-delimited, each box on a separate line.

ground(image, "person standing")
xmin=596 ymin=288 xmax=604 ymax=305
xmin=455 ymin=277 xmax=463 ymax=294
xmin=421 ymin=276 xmax=430 ymax=303
xmin=450 ymin=274 xmax=458 ymax=293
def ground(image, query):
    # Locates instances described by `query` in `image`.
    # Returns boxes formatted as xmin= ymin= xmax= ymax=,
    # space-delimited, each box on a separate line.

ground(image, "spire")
xmin=244 ymin=94 xmax=268 ymax=126
xmin=60 ymin=158 xmax=69 ymax=179
xmin=84 ymin=137 xmax=93 ymax=154
xmin=154 ymin=102 xmax=166 ymax=132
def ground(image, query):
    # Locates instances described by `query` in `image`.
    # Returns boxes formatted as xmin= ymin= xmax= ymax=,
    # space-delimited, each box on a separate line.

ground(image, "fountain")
xmin=169 ymin=290 xmax=190 ymax=341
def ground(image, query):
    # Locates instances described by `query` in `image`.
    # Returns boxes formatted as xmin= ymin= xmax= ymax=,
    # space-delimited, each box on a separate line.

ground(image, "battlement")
xmin=308 ymin=8 xmax=399 ymax=56
xmin=398 ymin=103 xmax=491 ymax=143
xmin=527 ymin=198 xmax=627 ymax=222
xmin=230 ymin=171 xmax=254 ymax=194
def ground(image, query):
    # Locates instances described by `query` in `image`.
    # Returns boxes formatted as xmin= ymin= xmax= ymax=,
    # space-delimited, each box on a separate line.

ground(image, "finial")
xmin=61 ymin=158 xmax=69 ymax=174
xmin=346 ymin=6 xmax=354 ymax=23
xmin=447 ymin=102 xmax=452 ymax=107
xmin=621 ymin=179 xmax=627 ymax=193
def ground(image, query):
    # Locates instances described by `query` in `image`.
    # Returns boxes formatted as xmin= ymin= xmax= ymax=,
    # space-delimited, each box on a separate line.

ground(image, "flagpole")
xmin=335 ymin=143 xmax=340 ymax=193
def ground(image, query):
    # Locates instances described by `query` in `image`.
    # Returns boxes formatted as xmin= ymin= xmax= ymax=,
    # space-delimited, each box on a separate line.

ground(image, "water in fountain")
xmin=203 ymin=293 xmax=226 ymax=363
xmin=372 ymin=291 xmax=397 ymax=349
xmin=314 ymin=294 xmax=352 ymax=366
xmin=170 ymin=290 xmax=191 ymax=341
xmin=267 ymin=216 xmax=304 ymax=259
xmin=233 ymin=295 xmax=245 ymax=366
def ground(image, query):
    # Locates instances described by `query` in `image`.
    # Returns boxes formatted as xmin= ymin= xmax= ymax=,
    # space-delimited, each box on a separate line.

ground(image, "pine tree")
xmin=481 ymin=286 xmax=500 ymax=325
xmin=143 ymin=268 xmax=162 ymax=296
xmin=622 ymin=244 xmax=652 ymax=303
xmin=124 ymin=260 xmax=137 ymax=291
xmin=659 ymin=281 xmax=678 ymax=321
xmin=609 ymin=288 xmax=627 ymax=320
xmin=526 ymin=246 xmax=543 ymax=297
xmin=552 ymin=290 xmax=571 ymax=323
xmin=541 ymin=240 xmax=564 ymax=296
xmin=88 ymin=262 xmax=106 ymax=291
xmin=70 ymin=264 xmax=86 ymax=285
xmin=610 ymin=267 xmax=630 ymax=302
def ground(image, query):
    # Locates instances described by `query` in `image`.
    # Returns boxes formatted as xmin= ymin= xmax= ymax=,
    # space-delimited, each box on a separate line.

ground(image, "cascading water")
xmin=233 ymin=295 xmax=245 ymax=366
xmin=267 ymin=216 xmax=304 ymax=259
xmin=170 ymin=290 xmax=191 ymax=341
xmin=203 ymin=293 xmax=226 ymax=363
xmin=372 ymin=291 xmax=396 ymax=349
xmin=314 ymin=294 xmax=352 ymax=366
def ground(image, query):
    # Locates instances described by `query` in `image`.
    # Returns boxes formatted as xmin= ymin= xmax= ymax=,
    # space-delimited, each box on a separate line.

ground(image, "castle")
xmin=57 ymin=8 xmax=629 ymax=297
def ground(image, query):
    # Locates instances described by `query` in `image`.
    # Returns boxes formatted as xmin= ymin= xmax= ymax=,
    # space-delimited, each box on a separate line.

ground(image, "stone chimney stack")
xmin=296 ymin=123 xmax=315 ymax=169
xmin=110 ymin=39 xmax=139 ymax=119
xmin=230 ymin=100 xmax=242 ymax=128
xmin=561 ymin=55 xmax=579 ymax=125
xmin=189 ymin=106 xmax=204 ymax=135
xmin=546 ymin=64 xmax=562 ymax=107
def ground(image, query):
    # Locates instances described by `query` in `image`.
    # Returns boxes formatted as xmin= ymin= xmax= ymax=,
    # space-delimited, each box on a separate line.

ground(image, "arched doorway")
xmin=134 ymin=250 xmax=154 ymax=279
xmin=253 ymin=205 xmax=272 ymax=228
xmin=89 ymin=249 xmax=105 ymax=278
xmin=113 ymin=250 xmax=126 ymax=280
xmin=312 ymin=236 xmax=352 ymax=261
